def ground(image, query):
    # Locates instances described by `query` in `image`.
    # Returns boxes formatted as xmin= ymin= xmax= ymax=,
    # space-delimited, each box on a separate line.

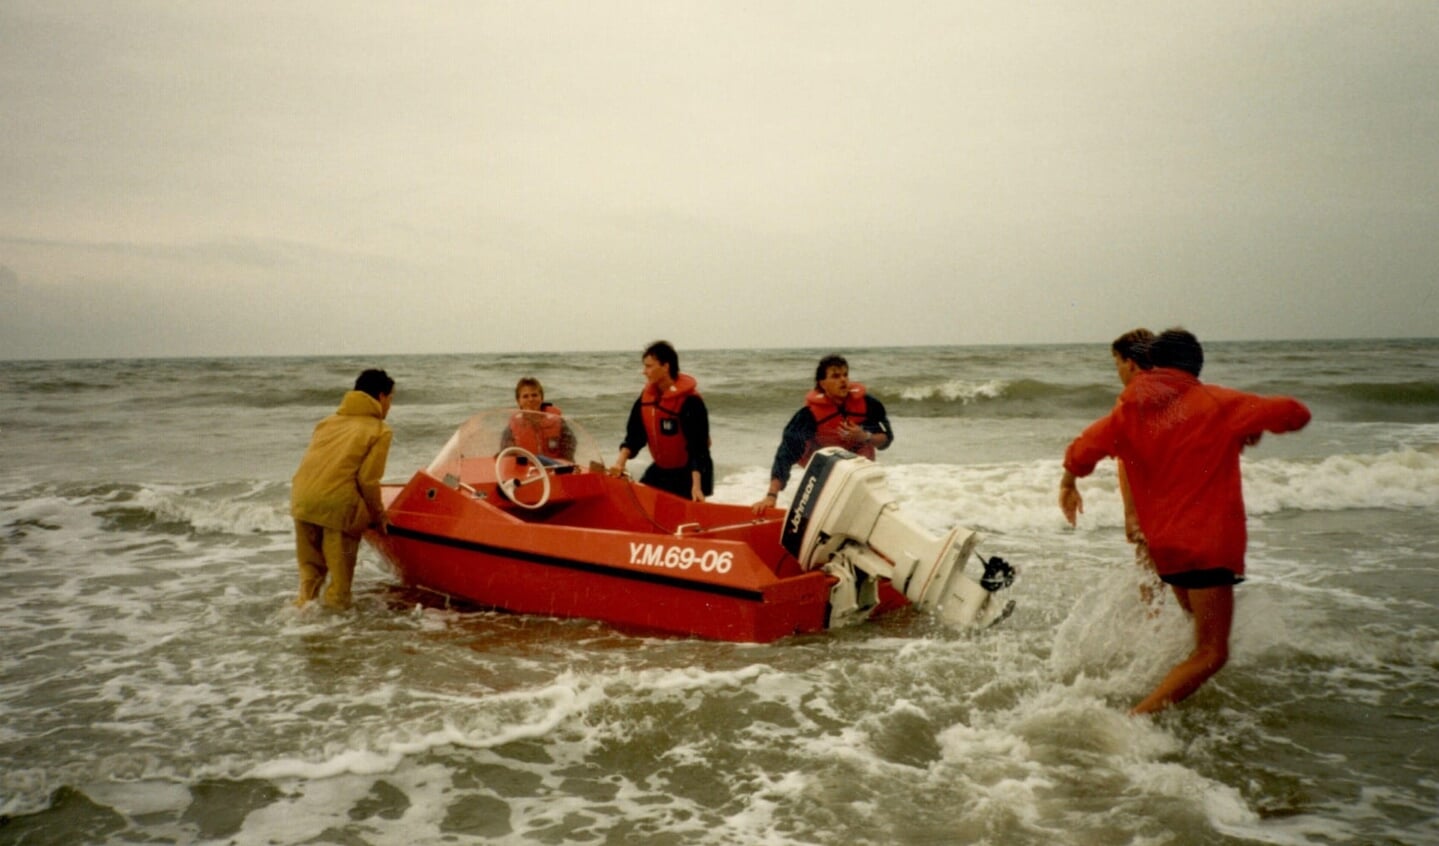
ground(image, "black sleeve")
xmin=769 ymin=407 xmax=816 ymax=490
xmin=682 ymin=396 xmax=714 ymax=495
xmin=619 ymin=398 xmax=647 ymax=456
xmin=865 ymin=396 xmax=893 ymax=450
xmin=681 ymin=396 xmax=711 ymax=472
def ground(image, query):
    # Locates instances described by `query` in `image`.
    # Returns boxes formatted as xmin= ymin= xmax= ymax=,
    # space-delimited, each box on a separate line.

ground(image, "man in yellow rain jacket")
xmin=290 ymin=369 xmax=394 ymax=609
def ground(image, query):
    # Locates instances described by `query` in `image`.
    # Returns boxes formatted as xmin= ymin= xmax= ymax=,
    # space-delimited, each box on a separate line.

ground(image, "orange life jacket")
xmin=507 ymin=404 xmax=567 ymax=459
xmin=640 ymin=374 xmax=699 ymax=469
xmin=802 ymin=383 xmax=875 ymax=463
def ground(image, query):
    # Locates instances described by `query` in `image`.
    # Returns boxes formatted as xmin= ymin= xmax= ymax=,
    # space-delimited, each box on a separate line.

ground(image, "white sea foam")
xmin=899 ymin=378 xmax=1010 ymax=404
xmin=3 ymin=344 xmax=1436 ymax=844
xmin=235 ymin=764 xmax=463 ymax=846
xmin=1245 ymin=448 xmax=1439 ymax=513
xmin=770 ymin=447 xmax=1439 ymax=540
xmin=136 ymin=481 xmax=293 ymax=534
xmin=1126 ymin=759 xmax=1262 ymax=825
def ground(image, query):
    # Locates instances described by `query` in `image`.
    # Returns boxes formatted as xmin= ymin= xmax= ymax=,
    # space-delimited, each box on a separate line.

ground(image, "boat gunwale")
xmin=383 ymin=523 xmax=795 ymax=603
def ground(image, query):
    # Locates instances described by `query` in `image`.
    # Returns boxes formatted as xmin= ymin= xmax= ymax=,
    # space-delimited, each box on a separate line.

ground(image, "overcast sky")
xmin=1 ymin=1 xmax=1435 ymax=359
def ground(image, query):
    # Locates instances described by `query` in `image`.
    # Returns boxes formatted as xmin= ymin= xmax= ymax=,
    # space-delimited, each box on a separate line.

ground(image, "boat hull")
xmin=366 ymin=469 xmax=843 ymax=642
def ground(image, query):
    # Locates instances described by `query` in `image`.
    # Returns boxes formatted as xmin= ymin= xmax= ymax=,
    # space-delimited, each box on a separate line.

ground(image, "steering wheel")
xmin=495 ymin=446 xmax=552 ymax=509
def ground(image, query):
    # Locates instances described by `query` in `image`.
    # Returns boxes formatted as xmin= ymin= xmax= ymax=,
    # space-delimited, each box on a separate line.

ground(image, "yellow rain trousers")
xmin=290 ymin=390 xmax=392 ymax=609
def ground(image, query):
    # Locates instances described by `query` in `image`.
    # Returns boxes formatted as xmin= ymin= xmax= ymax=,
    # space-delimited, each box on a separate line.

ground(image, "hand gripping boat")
xmin=365 ymin=412 xmax=1015 ymax=642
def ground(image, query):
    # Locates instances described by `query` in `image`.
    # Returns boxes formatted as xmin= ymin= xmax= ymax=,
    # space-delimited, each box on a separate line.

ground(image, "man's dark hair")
xmin=814 ymin=354 xmax=849 ymax=387
xmin=1111 ymin=329 xmax=1154 ymax=369
xmin=354 ymin=368 xmax=395 ymax=399
xmin=1149 ymin=329 xmax=1203 ymax=377
xmin=644 ymin=340 xmax=679 ymax=379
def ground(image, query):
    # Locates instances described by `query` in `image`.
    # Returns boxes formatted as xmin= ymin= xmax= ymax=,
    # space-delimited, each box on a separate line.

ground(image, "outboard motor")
xmin=979 ymin=554 xmax=1015 ymax=593
xmin=781 ymin=448 xmax=1015 ymax=629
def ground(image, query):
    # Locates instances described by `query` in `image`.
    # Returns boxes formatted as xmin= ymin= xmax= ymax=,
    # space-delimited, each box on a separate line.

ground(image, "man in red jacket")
xmin=1059 ymin=329 xmax=1310 ymax=715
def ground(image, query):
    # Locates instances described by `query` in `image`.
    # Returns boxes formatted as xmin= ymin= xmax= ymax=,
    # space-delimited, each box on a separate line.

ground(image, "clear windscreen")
xmin=426 ymin=409 xmax=606 ymax=482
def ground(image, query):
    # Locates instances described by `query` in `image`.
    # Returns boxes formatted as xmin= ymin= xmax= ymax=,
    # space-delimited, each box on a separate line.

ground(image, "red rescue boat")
xmin=366 ymin=411 xmax=1014 ymax=642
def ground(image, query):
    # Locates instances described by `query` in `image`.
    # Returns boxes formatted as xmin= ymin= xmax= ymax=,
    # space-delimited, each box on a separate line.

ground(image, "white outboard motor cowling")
xmin=781 ymin=448 xmax=1014 ymax=630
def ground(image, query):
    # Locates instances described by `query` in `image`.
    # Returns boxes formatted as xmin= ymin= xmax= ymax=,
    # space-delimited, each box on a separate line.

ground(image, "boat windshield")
xmin=426 ymin=409 xmax=606 ymax=480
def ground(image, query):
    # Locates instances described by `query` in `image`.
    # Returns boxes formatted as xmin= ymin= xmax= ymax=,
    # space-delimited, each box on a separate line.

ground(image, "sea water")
xmin=1 ymin=339 xmax=1436 ymax=845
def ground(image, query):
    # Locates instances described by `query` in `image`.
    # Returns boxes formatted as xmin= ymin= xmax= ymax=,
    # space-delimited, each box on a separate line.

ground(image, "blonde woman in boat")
xmin=500 ymin=376 xmax=577 ymax=463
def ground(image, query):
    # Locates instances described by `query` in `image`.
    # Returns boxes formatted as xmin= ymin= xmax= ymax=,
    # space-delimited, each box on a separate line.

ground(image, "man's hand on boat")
xmin=750 ymin=490 xmax=780 ymax=516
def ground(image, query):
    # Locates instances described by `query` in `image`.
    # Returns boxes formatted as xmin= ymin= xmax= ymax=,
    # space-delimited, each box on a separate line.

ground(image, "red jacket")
xmin=1064 ymin=368 xmax=1310 ymax=579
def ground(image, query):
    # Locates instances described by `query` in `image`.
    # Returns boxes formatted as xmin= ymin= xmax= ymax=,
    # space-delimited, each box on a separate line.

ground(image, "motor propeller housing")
xmin=781 ymin=448 xmax=1015 ymax=629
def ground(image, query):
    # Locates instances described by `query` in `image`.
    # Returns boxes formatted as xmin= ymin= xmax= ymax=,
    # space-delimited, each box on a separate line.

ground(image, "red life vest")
xmin=803 ymin=383 xmax=875 ymax=463
xmin=507 ymin=404 xmax=567 ymax=459
xmin=640 ymin=374 xmax=699 ymax=469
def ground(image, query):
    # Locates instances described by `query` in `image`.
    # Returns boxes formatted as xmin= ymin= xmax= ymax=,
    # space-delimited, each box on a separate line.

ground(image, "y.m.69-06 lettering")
xmin=628 ymin=543 xmax=733 ymax=574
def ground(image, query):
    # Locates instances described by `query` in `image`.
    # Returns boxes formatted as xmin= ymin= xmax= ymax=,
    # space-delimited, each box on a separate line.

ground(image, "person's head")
xmin=642 ymin=340 xmax=679 ymax=384
xmin=354 ymin=368 xmax=395 ymax=416
xmin=1110 ymin=328 xmax=1154 ymax=386
xmin=814 ymin=354 xmax=850 ymax=401
xmin=515 ymin=377 xmax=545 ymax=411
xmin=1149 ymin=328 xmax=1204 ymax=377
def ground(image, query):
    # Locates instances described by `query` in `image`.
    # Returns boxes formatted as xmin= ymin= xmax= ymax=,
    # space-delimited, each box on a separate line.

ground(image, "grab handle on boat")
xmin=673 ymin=519 xmax=773 ymax=538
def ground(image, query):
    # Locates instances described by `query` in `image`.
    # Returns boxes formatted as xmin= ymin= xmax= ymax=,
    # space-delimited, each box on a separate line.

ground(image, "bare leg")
xmin=1130 ymin=584 xmax=1233 ymax=715
xmin=1134 ymin=539 xmax=1160 ymax=612
xmin=1170 ymin=584 xmax=1193 ymax=615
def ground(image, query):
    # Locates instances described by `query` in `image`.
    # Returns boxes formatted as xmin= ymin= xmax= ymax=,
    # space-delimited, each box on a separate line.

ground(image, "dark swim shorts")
xmin=1160 ymin=568 xmax=1245 ymax=589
